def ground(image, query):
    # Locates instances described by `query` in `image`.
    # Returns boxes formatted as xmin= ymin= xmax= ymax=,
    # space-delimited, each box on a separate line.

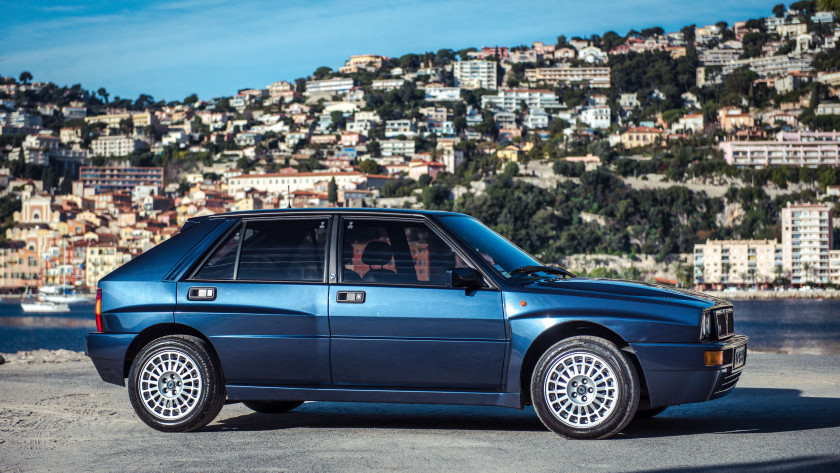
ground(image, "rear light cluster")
xmin=95 ymin=288 xmax=103 ymax=332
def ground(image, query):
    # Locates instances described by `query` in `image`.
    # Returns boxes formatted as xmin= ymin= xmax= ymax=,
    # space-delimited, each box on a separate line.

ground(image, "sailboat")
xmin=20 ymin=287 xmax=70 ymax=313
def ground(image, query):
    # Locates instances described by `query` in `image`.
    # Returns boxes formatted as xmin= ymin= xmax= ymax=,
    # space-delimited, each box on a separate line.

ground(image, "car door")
xmin=329 ymin=216 xmax=507 ymax=390
xmin=176 ymin=215 xmax=332 ymax=386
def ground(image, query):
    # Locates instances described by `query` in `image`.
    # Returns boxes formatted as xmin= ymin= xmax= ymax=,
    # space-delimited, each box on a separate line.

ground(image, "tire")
xmin=633 ymin=406 xmax=667 ymax=420
xmin=530 ymin=336 xmax=640 ymax=439
xmin=128 ymin=335 xmax=225 ymax=432
xmin=243 ymin=400 xmax=304 ymax=414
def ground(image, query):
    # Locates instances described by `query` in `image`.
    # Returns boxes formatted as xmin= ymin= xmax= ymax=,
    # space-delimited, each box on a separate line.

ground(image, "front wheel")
xmin=128 ymin=335 xmax=225 ymax=432
xmin=531 ymin=336 xmax=640 ymax=439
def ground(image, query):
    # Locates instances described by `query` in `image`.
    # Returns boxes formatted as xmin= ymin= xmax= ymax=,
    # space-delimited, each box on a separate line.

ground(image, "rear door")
xmin=329 ymin=216 xmax=507 ymax=390
xmin=176 ymin=215 xmax=332 ymax=386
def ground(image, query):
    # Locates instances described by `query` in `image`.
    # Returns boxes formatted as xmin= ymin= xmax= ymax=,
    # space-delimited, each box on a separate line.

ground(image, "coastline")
xmin=701 ymin=290 xmax=840 ymax=300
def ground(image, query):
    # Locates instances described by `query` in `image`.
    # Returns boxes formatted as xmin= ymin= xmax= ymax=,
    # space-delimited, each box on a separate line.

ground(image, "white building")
xmin=372 ymin=78 xmax=406 ymax=90
xmin=481 ymin=89 xmax=562 ymax=112
xmin=424 ymin=87 xmax=462 ymax=102
xmin=577 ymin=46 xmax=608 ymax=64
xmin=453 ymin=60 xmax=497 ymax=90
xmin=90 ymin=136 xmax=148 ymax=157
xmin=672 ymin=114 xmax=704 ymax=134
xmin=525 ymin=108 xmax=550 ymax=129
xmin=781 ymin=203 xmax=833 ymax=285
xmin=305 ymin=78 xmax=355 ymax=96
xmin=693 ymin=240 xmax=782 ymax=286
xmin=227 ymin=171 xmax=365 ymax=196
xmin=381 ymin=140 xmax=415 ymax=157
xmin=578 ymin=106 xmax=611 ymax=129
xmin=385 ymin=119 xmax=417 ymax=138
xmin=619 ymin=93 xmax=640 ymax=109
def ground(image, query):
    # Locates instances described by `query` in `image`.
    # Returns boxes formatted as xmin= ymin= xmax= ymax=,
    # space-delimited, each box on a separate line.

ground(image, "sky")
xmin=1 ymin=0 xmax=779 ymax=102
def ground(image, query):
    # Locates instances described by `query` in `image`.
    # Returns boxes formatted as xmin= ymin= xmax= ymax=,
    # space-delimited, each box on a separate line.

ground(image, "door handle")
xmin=188 ymin=287 xmax=217 ymax=301
xmin=337 ymin=291 xmax=365 ymax=303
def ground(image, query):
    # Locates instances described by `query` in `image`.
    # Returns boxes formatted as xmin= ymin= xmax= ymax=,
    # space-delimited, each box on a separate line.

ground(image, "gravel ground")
xmin=1 ymin=351 xmax=839 ymax=472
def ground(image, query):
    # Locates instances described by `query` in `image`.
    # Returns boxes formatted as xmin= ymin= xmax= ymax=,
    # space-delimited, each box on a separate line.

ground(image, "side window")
xmin=193 ymin=227 xmax=241 ymax=280
xmin=342 ymin=219 xmax=468 ymax=286
xmin=237 ymin=218 xmax=328 ymax=281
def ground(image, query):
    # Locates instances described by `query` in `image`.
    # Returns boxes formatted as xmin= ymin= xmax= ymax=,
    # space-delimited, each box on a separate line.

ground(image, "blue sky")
xmin=1 ymin=0 xmax=777 ymax=101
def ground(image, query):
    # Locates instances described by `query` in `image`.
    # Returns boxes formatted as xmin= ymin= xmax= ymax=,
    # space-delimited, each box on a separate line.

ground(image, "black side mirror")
xmin=447 ymin=268 xmax=484 ymax=289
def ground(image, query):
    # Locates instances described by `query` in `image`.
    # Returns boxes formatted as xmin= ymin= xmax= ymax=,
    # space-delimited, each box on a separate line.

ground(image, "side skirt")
xmin=226 ymin=385 xmax=522 ymax=409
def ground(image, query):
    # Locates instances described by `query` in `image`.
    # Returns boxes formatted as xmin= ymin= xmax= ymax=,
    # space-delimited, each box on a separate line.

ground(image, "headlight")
xmin=700 ymin=310 xmax=713 ymax=341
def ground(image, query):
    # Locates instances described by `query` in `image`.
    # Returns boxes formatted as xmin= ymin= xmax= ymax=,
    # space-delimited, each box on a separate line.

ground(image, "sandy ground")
xmin=1 ymin=350 xmax=839 ymax=472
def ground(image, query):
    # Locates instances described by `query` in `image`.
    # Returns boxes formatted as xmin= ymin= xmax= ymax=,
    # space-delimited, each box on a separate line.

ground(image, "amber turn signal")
xmin=704 ymin=351 xmax=723 ymax=366
xmin=520 ymin=301 xmax=527 ymax=307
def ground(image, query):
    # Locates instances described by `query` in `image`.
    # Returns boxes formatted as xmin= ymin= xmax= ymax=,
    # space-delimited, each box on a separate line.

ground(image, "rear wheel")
xmin=531 ymin=336 xmax=640 ymax=439
xmin=128 ymin=335 xmax=225 ymax=432
xmin=243 ymin=401 xmax=304 ymax=414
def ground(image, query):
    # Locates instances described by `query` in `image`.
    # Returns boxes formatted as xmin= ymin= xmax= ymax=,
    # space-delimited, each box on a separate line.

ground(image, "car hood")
xmin=525 ymin=277 xmax=728 ymax=308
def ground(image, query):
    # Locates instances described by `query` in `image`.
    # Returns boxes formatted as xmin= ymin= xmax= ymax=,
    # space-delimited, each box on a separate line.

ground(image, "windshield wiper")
xmin=509 ymin=265 xmax=575 ymax=279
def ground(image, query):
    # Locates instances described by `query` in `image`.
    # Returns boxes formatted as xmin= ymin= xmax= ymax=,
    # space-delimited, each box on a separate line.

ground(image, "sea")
xmin=0 ymin=298 xmax=838 ymax=355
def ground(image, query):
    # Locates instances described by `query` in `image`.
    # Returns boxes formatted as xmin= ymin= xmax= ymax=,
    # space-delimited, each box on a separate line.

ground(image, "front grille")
xmin=714 ymin=307 xmax=735 ymax=339
xmin=712 ymin=369 xmax=742 ymax=397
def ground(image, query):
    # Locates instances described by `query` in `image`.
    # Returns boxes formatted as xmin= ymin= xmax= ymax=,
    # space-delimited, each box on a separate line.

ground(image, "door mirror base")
xmin=447 ymin=268 xmax=484 ymax=290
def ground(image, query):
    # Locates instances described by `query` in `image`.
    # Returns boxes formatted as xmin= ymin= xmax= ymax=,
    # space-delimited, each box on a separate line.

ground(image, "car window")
xmin=342 ymin=219 xmax=468 ymax=286
xmin=439 ymin=215 xmax=541 ymax=278
xmin=237 ymin=218 xmax=328 ymax=281
xmin=192 ymin=227 xmax=241 ymax=280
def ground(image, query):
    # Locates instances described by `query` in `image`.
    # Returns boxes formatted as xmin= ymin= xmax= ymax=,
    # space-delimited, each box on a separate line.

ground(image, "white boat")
xmin=41 ymin=293 xmax=93 ymax=304
xmin=21 ymin=300 xmax=71 ymax=313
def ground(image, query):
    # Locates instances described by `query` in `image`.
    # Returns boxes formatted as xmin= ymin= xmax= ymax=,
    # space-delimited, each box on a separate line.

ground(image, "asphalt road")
xmin=1 ymin=352 xmax=839 ymax=472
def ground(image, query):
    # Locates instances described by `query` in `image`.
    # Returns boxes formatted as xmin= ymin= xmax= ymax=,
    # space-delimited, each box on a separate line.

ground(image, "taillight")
xmin=95 ymin=288 xmax=103 ymax=332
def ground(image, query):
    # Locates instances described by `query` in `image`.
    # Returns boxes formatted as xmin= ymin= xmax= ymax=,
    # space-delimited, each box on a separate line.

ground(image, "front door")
xmin=176 ymin=216 xmax=332 ymax=386
xmin=329 ymin=217 xmax=507 ymax=390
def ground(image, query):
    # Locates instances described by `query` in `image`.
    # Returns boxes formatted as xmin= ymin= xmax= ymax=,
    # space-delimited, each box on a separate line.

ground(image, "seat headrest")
xmin=361 ymin=241 xmax=393 ymax=266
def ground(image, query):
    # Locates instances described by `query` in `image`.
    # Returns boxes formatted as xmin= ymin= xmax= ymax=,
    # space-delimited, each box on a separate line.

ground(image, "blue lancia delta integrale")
xmin=86 ymin=209 xmax=748 ymax=439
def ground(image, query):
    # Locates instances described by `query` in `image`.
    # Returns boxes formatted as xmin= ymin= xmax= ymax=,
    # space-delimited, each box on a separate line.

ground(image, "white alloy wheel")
xmin=543 ymin=351 xmax=619 ymax=428
xmin=138 ymin=349 xmax=203 ymax=420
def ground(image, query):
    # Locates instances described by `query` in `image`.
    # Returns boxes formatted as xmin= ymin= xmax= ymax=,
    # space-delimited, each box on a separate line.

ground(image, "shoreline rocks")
xmin=0 ymin=349 xmax=88 ymax=365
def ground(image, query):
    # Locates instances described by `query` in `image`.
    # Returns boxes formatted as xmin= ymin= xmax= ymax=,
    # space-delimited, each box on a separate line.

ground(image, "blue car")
xmin=86 ymin=209 xmax=747 ymax=439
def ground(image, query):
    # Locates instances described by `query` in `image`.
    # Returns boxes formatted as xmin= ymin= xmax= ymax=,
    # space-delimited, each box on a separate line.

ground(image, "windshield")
xmin=439 ymin=215 xmax=541 ymax=279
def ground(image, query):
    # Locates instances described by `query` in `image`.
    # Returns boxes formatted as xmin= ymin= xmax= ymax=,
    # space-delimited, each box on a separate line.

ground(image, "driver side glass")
xmin=341 ymin=219 xmax=469 ymax=286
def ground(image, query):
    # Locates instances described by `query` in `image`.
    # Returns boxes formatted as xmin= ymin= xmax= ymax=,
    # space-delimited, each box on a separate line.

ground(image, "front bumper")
xmin=86 ymin=332 xmax=137 ymax=386
xmin=630 ymin=334 xmax=748 ymax=408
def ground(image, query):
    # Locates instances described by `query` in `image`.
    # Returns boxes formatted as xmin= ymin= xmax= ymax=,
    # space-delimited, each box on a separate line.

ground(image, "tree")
xmin=641 ymin=27 xmax=664 ymax=38
xmin=773 ymin=3 xmax=786 ymax=17
xmin=327 ymin=177 xmax=338 ymax=203
xmin=134 ymin=94 xmax=154 ymax=110
xmin=818 ymin=0 xmax=840 ymax=15
xmin=358 ymin=158 xmax=380 ymax=175
xmin=97 ymin=87 xmax=109 ymax=104
xmin=313 ymin=66 xmax=332 ymax=79
xmin=19 ymin=71 xmax=32 ymax=84
xmin=119 ymin=117 xmax=134 ymax=136
xmin=183 ymin=93 xmax=199 ymax=104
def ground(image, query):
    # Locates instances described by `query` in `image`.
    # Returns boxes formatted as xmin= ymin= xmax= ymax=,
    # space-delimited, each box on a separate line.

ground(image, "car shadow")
xmin=629 ymin=456 xmax=840 ymax=473
xmin=206 ymin=387 xmax=840 ymax=436
xmin=621 ymin=387 xmax=840 ymax=439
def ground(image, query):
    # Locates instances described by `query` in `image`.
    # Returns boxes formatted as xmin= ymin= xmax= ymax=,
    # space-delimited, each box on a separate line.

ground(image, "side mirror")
xmin=447 ymin=268 xmax=484 ymax=289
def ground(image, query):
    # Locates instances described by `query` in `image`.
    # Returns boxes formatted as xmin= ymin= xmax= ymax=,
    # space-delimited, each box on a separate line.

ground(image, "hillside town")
xmin=2 ymin=1 xmax=840 ymax=293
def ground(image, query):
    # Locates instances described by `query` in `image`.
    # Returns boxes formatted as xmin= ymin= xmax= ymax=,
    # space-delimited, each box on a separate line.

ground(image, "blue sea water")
xmin=0 ymin=298 xmax=838 ymax=355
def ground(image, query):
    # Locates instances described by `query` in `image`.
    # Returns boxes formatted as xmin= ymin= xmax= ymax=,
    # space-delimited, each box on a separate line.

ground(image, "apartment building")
xmin=384 ymin=119 xmax=417 ymax=138
xmin=693 ymin=240 xmax=782 ymax=286
xmin=90 ymin=135 xmax=149 ymax=157
xmin=578 ymin=106 xmax=611 ymax=129
xmin=304 ymin=78 xmax=355 ymax=96
xmin=424 ymin=87 xmax=462 ymax=102
xmin=719 ymin=131 xmax=840 ymax=167
xmin=372 ymin=78 xmax=406 ymax=90
xmin=524 ymin=66 xmax=611 ymax=88
xmin=453 ymin=60 xmax=497 ymax=90
xmin=381 ymin=139 xmax=415 ymax=157
xmin=480 ymin=89 xmax=562 ymax=112
xmin=84 ymin=112 xmax=156 ymax=131
xmin=79 ymin=166 xmax=164 ymax=195
xmin=620 ymin=127 xmax=666 ymax=148
xmin=85 ymin=245 xmax=132 ymax=289
xmin=781 ymin=203 xmax=833 ymax=285
xmin=338 ymin=54 xmax=386 ymax=73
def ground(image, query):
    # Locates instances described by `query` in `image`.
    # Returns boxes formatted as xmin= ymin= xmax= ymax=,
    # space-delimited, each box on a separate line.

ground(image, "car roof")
xmin=188 ymin=207 xmax=465 ymax=223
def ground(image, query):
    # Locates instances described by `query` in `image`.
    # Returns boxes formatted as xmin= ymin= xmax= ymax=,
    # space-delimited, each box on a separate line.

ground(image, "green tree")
xmin=358 ymin=158 xmax=380 ymax=175
xmin=97 ymin=87 xmax=109 ymax=104
xmin=313 ymin=66 xmax=332 ymax=79
xmin=327 ymin=177 xmax=338 ymax=203
xmin=818 ymin=0 xmax=840 ymax=15
xmin=773 ymin=3 xmax=786 ymax=17
xmin=119 ymin=117 xmax=134 ymax=136
xmin=19 ymin=71 xmax=32 ymax=84
xmin=183 ymin=93 xmax=199 ymax=104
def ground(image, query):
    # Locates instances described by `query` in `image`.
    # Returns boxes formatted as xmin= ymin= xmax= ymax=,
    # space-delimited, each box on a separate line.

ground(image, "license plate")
xmin=733 ymin=346 xmax=746 ymax=369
